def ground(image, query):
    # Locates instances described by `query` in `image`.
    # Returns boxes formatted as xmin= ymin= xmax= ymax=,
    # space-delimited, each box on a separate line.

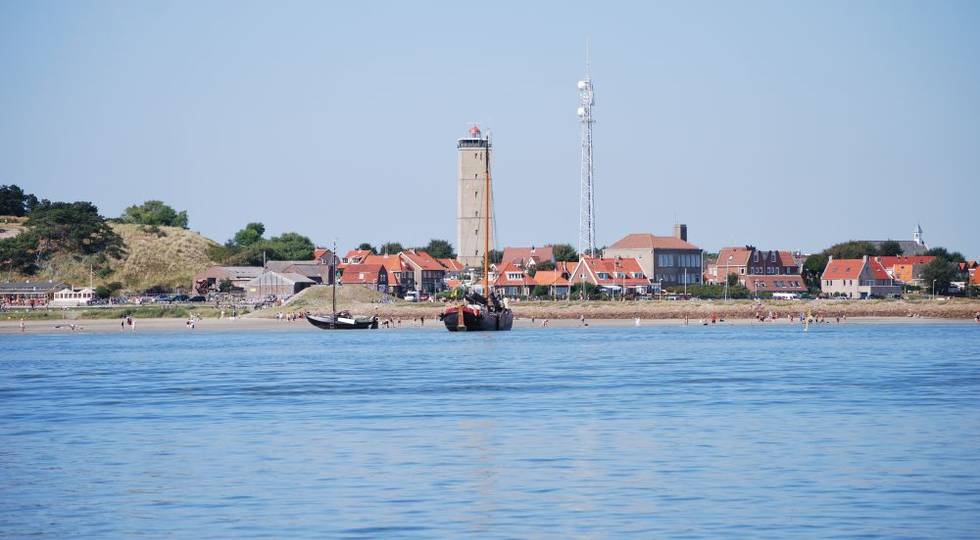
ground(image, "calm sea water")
xmin=2 ymin=323 xmax=979 ymax=538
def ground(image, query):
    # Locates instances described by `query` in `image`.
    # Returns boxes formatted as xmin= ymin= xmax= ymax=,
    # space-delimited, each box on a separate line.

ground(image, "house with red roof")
xmin=361 ymin=253 xmax=415 ymax=296
xmin=531 ymin=268 xmax=572 ymax=299
xmin=339 ymin=263 xmax=389 ymax=291
xmin=340 ymin=249 xmax=372 ymax=266
xmin=704 ymin=245 xmax=805 ymax=294
xmin=570 ymin=257 xmax=653 ymax=295
xmin=312 ymin=247 xmax=337 ymax=265
xmin=399 ymin=250 xmax=447 ymax=294
xmin=437 ymin=258 xmax=466 ymax=280
xmin=874 ymin=255 xmax=935 ymax=286
xmin=603 ymin=227 xmax=702 ymax=287
xmin=500 ymin=246 xmax=556 ymax=268
xmin=821 ymin=256 xmax=902 ymax=298
xmin=707 ymin=246 xmax=800 ymax=283
xmin=492 ymin=261 xmax=536 ymax=297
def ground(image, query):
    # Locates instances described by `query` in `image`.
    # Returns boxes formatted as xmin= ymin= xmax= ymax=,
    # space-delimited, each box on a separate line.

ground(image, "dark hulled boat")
xmin=307 ymin=241 xmax=378 ymax=331
xmin=307 ymin=311 xmax=378 ymax=330
xmin=440 ymin=292 xmax=513 ymax=332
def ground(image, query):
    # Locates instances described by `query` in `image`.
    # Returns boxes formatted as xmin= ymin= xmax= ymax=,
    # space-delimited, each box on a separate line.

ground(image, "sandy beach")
xmin=2 ymin=314 xmax=975 ymax=335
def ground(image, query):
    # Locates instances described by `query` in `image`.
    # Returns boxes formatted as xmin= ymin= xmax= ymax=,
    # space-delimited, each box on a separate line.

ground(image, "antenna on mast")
xmin=577 ymin=39 xmax=596 ymax=258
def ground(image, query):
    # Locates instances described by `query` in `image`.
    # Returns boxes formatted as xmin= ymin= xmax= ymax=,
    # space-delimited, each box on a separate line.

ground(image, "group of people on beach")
xmin=378 ymin=316 xmax=425 ymax=328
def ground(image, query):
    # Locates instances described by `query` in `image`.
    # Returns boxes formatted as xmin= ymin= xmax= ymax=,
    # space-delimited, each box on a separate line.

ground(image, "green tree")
xmin=552 ymin=243 xmax=578 ymax=262
xmin=921 ymin=258 xmax=958 ymax=294
xmin=925 ymin=247 xmax=966 ymax=263
xmin=878 ymin=240 xmax=904 ymax=256
xmin=356 ymin=242 xmax=377 ymax=254
xmin=488 ymin=249 xmax=503 ymax=264
xmin=267 ymin=232 xmax=315 ymax=260
xmin=424 ymin=239 xmax=455 ymax=259
xmin=683 ymin=283 xmax=750 ymax=299
xmin=225 ymin=232 xmax=315 ymax=265
xmin=570 ymin=281 xmax=600 ymax=300
xmin=94 ymin=281 xmax=124 ymax=299
xmin=218 ymin=278 xmax=234 ymax=292
xmin=531 ymin=285 xmax=551 ymax=298
xmin=824 ymin=240 xmax=879 ymax=259
xmin=380 ymin=242 xmax=403 ymax=254
xmin=0 ymin=231 xmax=40 ymax=274
xmin=27 ymin=201 xmax=124 ymax=258
xmin=119 ymin=200 xmax=189 ymax=228
xmin=535 ymin=261 xmax=556 ymax=271
xmin=726 ymin=273 xmax=739 ymax=287
xmin=0 ymin=184 xmax=32 ymax=216
xmin=232 ymin=222 xmax=265 ymax=247
xmin=802 ymin=253 xmax=829 ymax=290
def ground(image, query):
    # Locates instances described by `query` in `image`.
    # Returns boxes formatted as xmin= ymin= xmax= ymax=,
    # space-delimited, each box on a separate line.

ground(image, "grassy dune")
xmin=17 ymin=223 xmax=219 ymax=292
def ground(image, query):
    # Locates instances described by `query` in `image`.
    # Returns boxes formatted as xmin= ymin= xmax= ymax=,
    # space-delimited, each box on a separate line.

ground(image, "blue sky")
xmin=1 ymin=1 xmax=978 ymax=256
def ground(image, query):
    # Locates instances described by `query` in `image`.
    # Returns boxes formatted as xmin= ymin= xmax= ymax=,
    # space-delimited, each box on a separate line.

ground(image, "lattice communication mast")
xmin=577 ymin=46 xmax=596 ymax=258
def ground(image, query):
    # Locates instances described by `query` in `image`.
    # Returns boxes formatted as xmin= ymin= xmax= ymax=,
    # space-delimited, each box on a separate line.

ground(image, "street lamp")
xmin=932 ymin=279 xmax=937 ymax=298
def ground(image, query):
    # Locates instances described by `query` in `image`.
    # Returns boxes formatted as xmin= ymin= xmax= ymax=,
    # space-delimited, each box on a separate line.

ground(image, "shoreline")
xmin=2 ymin=315 xmax=976 ymax=335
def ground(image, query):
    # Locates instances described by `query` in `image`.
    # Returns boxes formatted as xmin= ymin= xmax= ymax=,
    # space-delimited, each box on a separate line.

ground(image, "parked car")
xmin=171 ymin=294 xmax=190 ymax=302
xmin=188 ymin=295 xmax=207 ymax=302
xmin=403 ymin=292 xmax=418 ymax=302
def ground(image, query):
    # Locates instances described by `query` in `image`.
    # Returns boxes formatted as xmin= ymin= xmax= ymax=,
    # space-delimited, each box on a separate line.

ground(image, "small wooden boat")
xmin=307 ymin=311 xmax=378 ymax=330
xmin=307 ymin=241 xmax=378 ymax=331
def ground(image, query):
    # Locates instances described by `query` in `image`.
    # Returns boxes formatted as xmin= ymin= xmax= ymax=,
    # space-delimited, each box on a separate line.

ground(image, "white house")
xmin=50 ymin=287 xmax=96 ymax=307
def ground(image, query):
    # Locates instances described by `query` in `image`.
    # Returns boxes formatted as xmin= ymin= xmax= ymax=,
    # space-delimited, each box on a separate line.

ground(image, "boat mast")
xmin=482 ymin=136 xmax=491 ymax=297
xmin=332 ymin=239 xmax=337 ymax=317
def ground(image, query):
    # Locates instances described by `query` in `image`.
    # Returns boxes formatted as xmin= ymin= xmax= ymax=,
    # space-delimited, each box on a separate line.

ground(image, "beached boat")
xmin=307 ymin=311 xmax=378 ymax=330
xmin=440 ymin=291 xmax=513 ymax=332
xmin=307 ymin=241 xmax=378 ymax=331
xmin=439 ymin=128 xmax=512 ymax=332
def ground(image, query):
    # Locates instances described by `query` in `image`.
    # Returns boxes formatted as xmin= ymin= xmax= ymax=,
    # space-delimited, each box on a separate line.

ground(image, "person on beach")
xmin=634 ymin=317 xmax=640 ymax=327
xmin=420 ymin=316 xmax=425 ymax=326
xmin=19 ymin=319 xmax=25 ymax=332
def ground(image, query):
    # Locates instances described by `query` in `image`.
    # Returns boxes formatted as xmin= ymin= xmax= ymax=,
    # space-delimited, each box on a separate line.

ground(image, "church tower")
xmin=913 ymin=223 xmax=924 ymax=246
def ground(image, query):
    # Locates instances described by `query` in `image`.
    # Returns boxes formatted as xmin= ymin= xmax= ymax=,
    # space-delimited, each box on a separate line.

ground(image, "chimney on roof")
xmin=673 ymin=223 xmax=687 ymax=242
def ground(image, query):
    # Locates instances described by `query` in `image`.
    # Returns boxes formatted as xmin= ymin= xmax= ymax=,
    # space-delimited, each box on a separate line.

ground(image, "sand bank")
xmin=1 ymin=314 xmax=975 ymax=335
